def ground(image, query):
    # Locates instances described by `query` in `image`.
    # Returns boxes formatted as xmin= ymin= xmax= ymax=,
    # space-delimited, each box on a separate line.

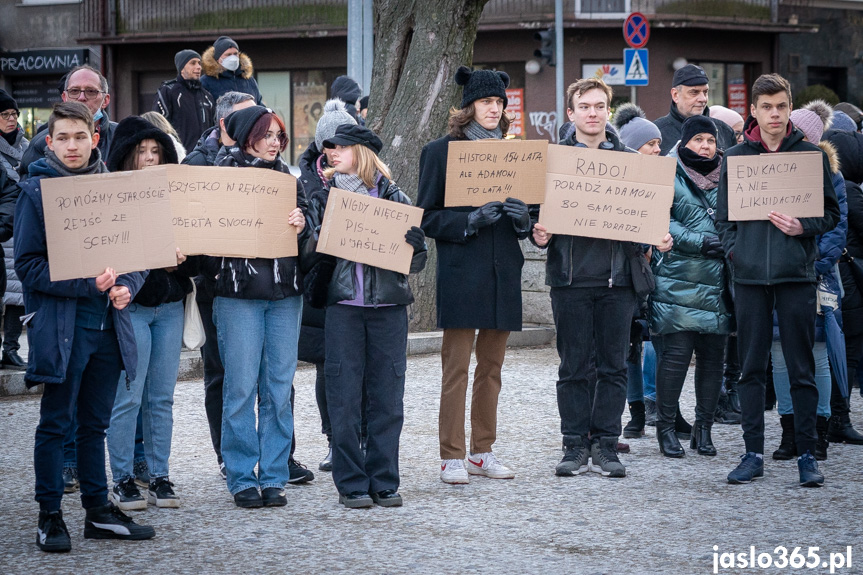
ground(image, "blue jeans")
xmin=215 ymin=296 xmax=301 ymax=495
xmin=107 ymin=301 xmax=184 ymax=483
xmin=626 ymin=341 xmax=643 ymax=404
xmin=643 ymin=340 xmax=657 ymax=401
xmin=772 ymin=340 xmax=831 ymax=418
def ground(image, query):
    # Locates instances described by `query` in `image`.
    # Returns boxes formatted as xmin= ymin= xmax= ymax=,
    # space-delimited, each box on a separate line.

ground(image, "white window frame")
xmin=575 ymin=0 xmax=632 ymax=19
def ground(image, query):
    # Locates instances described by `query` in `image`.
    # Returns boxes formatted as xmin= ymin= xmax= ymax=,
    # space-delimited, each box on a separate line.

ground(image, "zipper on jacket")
xmin=608 ymin=243 xmax=614 ymax=288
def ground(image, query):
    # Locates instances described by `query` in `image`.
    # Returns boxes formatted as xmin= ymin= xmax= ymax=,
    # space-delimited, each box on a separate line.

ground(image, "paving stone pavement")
xmin=1 ymin=345 xmax=862 ymax=574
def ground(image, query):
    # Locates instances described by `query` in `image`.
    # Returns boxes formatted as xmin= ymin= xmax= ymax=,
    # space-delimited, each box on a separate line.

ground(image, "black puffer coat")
xmin=655 ymin=103 xmax=737 ymax=156
xmin=154 ymin=75 xmax=216 ymax=153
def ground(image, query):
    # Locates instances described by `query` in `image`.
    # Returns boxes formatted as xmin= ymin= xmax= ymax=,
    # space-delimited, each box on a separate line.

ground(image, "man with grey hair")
xmin=654 ymin=64 xmax=736 ymax=156
xmin=19 ymin=65 xmax=117 ymax=178
xmin=183 ymin=91 xmax=255 ymax=167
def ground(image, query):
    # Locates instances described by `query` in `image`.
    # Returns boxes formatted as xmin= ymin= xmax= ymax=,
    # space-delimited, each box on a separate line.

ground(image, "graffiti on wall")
xmin=529 ymin=111 xmax=558 ymax=144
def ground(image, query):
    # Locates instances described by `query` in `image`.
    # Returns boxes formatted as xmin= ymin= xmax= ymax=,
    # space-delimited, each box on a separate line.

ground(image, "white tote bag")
xmin=183 ymin=282 xmax=206 ymax=351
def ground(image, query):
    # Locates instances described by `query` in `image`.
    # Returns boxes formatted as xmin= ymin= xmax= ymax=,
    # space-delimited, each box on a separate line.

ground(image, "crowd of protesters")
xmin=2 ymin=37 xmax=862 ymax=554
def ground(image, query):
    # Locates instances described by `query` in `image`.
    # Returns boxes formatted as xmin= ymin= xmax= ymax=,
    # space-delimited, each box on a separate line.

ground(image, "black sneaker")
xmin=219 ymin=461 xmax=227 ymax=481
xmin=84 ymin=503 xmax=155 ymax=540
xmin=555 ymin=436 xmax=590 ymax=476
xmin=588 ymin=438 xmax=626 ymax=478
xmin=339 ymin=491 xmax=373 ymax=509
xmin=233 ymin=487 xmax=263 ymax=508
xmin=37 ymin=510 xmax=71 ymax=552
xmin=110 ymin=477 xmax=146 ymax=511
xmin=798 ymin=451 xmax=824 ymax=488
xmin=261 ymin=487 xmax=288 ymax=507
xmin=133 ymin=459 xmax=149 ymax=488
xmin=288 ymin=458 xmax=314 ymax=484
xmin=148 ymin=477 xmax=180 ymax=508
xmin=62 ymin=466 xmax=79 ymax=494
xmin=370 ymin=489 xmax=403 ymax=507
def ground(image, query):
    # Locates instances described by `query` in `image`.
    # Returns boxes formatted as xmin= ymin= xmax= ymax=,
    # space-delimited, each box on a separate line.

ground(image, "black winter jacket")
xmin=655 ymin=103 xmax=737 ymax=156
xmin=716 ymin=117 xmax=840 ymax=285
xmin=306 ymin=176 xmax=427 ymax=306
xmin=537 ymin=127 xmax=635 ymax=289
xmin=0 ymin=170 xmax=20 ymax=297
xmin=184 ymin=126 xmax=222 ymax=168
xmin=19 ymin=111 xmax=116 ymax=180
xmin=154 ymin=75 xmax=216 ymax=153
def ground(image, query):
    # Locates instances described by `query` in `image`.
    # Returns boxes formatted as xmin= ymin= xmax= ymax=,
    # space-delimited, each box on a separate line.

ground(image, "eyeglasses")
xmin=65 ymin=88 xmax=106 ymax=100
xmin=0 ymin=111 xmax=19 ymax=121
xmin=264 ymin=132 xmax=288 ymax=146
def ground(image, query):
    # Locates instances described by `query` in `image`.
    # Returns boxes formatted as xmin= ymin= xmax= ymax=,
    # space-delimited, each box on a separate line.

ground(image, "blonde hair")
xmin=141 ymin=111 xmax=180 ymax=140
xmin=324 ymin=144 xmax=392 ymax=188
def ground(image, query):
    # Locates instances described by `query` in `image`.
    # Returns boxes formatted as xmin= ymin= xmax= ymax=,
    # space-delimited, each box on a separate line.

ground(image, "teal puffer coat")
xmin=650 ymin=157 xmax=732 ymax=335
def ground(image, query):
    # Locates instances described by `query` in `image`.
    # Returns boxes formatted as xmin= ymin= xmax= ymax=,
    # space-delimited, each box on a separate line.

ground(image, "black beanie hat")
xmin=680 ymin=115 xmax=718 ymax=146
xmin=106 ymin=116 xmax=179 ymax=172
xmin=174 ymin=50 xmax=201 ymax=75
xmin=454 ymin=66 xmax=510 ymax=109
xmin=322 ymin=123 xmax=383 ymax=154
xmin=213 ymin=36 xmax=239 ymax=61
xmin=0 ymin=89 xmax=18 ymax=114
xmin=224 ymin=105 xmax=271 ymax=148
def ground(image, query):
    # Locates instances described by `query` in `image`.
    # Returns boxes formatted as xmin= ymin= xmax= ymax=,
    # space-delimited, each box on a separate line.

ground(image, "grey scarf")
xmin=0 ymin=131 xmax=26 ymax=181
xmin=333 ymin=172 xmax=369 ymax=195
xmin=44 ymin=148 xmax=108 ymax=177
xmin=464 ymin=120 xmax=502 ymax=141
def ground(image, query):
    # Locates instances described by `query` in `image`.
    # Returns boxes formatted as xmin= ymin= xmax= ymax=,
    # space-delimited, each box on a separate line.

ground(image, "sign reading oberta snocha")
xmin=444 ymin=140 xmax=548 ymax=207
xmin=727 ymin=151 xmax=824 ymax=221
xmin=540 ymin=145 xmax=676 ymax=244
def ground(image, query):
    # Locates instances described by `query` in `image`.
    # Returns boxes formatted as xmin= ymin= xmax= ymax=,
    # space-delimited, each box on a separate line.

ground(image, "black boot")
xmin=644 ymin=398 xmax=657 ymax=427
xmin=657 ymin=422 xmax=685 ymax=458
xmin=827 ymin=413 xmax=863 ymax=445
xmin=772 ymin=414 xmax=796 ymax=460
xmin=690 ymin=421 xmax=717 ymax=456
xmin=715 ymin=395 xmax=741 ymax=425
xmin=675 ymin=405 xmax=692 ymax=440
xmin=623 ymin=401 xmax=645 ymax=439
xmin=727 ymin=387 xmax=741 ymax=414
xmin=815 ymin=415 xmax=829 ymax=461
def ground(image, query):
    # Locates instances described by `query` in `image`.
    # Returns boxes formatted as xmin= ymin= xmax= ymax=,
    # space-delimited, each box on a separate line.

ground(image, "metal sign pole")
xmin=631 ymin=86 xmax=636 ymax=105
xmin=555 ymin=0 xmax=564 ymax=131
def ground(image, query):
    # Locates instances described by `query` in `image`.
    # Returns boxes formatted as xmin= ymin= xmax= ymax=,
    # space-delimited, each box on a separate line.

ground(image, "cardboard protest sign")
xmin=727 ymin=151 xmax=824 ymax=221
xmin=316 ymin=187 xmax=424 ymax=274
xmin=41 ymin=171 xmax=177 ymax=281
xmin=151 ymin=164 xmax=298 ymax=259
xmin=539 ymin=144 xmax=676 ymax=244
xmin=445 ymin=139 xmax=548 ymax=207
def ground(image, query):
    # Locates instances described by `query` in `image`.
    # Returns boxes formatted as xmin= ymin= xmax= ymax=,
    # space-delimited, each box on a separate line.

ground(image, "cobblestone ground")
xmin=1 ymin=345 xmax=862 ymax=574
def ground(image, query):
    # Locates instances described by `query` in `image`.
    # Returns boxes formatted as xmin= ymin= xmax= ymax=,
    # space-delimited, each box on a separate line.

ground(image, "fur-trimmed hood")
xmin=201 ymin=46 xmax=254 ymax=80
xmin=818 ymin=139 xmax=840 ymax=175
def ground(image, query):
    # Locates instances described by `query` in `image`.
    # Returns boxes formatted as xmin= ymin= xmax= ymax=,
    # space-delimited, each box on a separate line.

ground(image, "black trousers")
xmin=198 ymin=299 xmax=225 ymax=464
xmin=3 ymin=304 xmax=24 ymax=353
xmin=735 ymin=283 xmax=819 ymax=455
xmin=655 ymin=331 xmax=727 ymax=425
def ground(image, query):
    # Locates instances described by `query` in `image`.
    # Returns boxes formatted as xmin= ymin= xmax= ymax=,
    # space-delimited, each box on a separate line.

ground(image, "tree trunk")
xmin=367 ymin=0 xmax=489 ymax=331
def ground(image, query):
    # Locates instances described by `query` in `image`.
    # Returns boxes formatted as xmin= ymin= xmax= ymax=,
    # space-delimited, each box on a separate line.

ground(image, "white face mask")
xmin=221 ymin=55 xmax=240 ymax=72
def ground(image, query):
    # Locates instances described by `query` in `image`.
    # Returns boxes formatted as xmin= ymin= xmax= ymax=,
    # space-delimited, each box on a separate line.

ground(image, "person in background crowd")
xmin=306 ymin=123 xmax=427 ymax=508
xmin=154 ymin=49 xmax=215 ymax=153
xmin=330 ymin=75 xmax=362 ymax=122
xmin=650 ymin=116 xmax=732 ymax=458
xmin=182 ymin=91 xmax=255 ymax=481
xmin=831 ymin=110 xmax=859 ymax=134
xmin=0 ymin=89 xmax=28 ymax=371
xmin=201 ymin=36 xmax=263 ymax=105
xmin=770 ymin=103 xmax=847 ymax=462
xmin=358 ymin=95 xmax=369 ymax=124
xmin=297 ymin=98 xmax=359 ymax=472
xmin=418 ymin=66 xmax=532 ymax=485
xmin=104 ymin=116 xmax=196 ymax=511
xmin=532 ymin=77 xmax=672 ymax=479
xmin=824 ymin=126 xmax=863 ymax=446
xmin=655 ymin=64 xmax=736 ymax=155
xmin=141 ymin=111 xmax=187 ymax=162
xmin=16 ymin=102 xmax=153 ymax=552
xmin=709 ymin=105 xmax=745 ymax=145
xmin=613 ymin=103 xmax=662 ymax=155
xmin=717 ymin=74 xmax=840 ymax=487
xmin=834 ymin=102 xmax=863 ymax=131
xmin=206 ymin=105 xmax=307 ymax=508
xmin=19 ymin=66 xmax=117 ymax=179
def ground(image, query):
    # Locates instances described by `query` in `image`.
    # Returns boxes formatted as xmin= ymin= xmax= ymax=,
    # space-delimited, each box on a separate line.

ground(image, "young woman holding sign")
xmin=305 ymin=123 xmax=426 ymax=508
xmin=207 ymin=105 xmax=308 ymax=508
xmin=105 ymin=116 xmax=197 ymax=510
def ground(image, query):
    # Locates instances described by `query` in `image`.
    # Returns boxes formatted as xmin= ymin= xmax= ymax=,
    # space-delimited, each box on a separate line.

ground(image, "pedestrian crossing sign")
xmin=624 ymin=49 xmax=649 ymax=86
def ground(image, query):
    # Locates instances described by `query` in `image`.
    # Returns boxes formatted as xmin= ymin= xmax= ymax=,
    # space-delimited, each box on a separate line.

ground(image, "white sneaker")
xmin=440 ymin=459 xmax=469 ymax=484
xmin=466 ymin=452 xmax=515 ymax=479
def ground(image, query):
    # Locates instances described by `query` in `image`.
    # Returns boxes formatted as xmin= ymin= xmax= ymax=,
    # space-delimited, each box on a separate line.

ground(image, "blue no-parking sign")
xmin=624 ymin=48 xmax=649 ymax=86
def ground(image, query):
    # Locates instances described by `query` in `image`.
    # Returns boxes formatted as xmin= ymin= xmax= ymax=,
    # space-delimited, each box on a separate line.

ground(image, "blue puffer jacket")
xmin=14 ymin=160 xmax=146 ymax=386
xmin=650 ymin=149 xmax=732 ymax=335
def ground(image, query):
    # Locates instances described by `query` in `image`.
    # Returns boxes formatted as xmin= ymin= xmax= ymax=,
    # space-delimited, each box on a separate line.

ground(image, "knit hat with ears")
xmin=455 ymin=66 xmax=509 ymax=109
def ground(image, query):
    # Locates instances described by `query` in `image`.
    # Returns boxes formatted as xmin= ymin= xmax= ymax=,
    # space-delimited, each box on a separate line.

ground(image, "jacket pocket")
xmin=324 ymin=360 xmax=341 ymax=378
xmin=392 ymin=358 xmax=407 ymax=378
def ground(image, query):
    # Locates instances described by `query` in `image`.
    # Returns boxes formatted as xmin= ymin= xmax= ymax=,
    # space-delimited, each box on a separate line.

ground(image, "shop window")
xmin=576 ymin=0 xmax=631 ymax=19
xmin=258 ymin=71 xmax=292 ymax=162
xmin=289 ymin=69 xmax=345 ymax=165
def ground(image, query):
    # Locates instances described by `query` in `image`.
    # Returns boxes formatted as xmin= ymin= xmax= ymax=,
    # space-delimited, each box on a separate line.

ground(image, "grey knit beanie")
xmin=613 ymin=103 xmax=661 ymax=151
xmin=315 ymin=98 xmax=357 ymax=152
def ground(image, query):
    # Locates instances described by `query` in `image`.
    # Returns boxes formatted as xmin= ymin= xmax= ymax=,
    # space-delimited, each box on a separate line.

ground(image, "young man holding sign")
xmin=533 ymin=78 xmax=672 ymax=479
xmin=14 ymin=102 xmax=153 ymax=551
xmin=716 ymin=74 xmax=840 ymax=487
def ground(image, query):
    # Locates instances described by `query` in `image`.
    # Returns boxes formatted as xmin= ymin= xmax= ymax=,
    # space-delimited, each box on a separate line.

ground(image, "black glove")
xmin=405 ymin=226 xmax=425 ymax=251
xmin=502 ymin=197 xmax=530 ymax=233
xmin=700 ymin=235 xmax=725 ymax=258
xmin=465 ymin=201 xmax=503 ymax=236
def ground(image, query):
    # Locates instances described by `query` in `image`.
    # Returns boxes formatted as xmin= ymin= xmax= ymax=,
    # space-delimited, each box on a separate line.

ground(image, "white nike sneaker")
xmin=466 ymin=452 xmax=515 ymax=479
xmin=440 ymin=459 xmax=470 ymax=484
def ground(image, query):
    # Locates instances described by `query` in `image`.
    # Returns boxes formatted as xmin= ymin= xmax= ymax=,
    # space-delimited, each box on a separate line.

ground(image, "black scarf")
xmin=678 ymin=145 xmax=721 ymax=176
xmin=1 ymin=127 xmax=18 ymax=146
xmin=225 ymin=145 xmax=290 ymax=172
